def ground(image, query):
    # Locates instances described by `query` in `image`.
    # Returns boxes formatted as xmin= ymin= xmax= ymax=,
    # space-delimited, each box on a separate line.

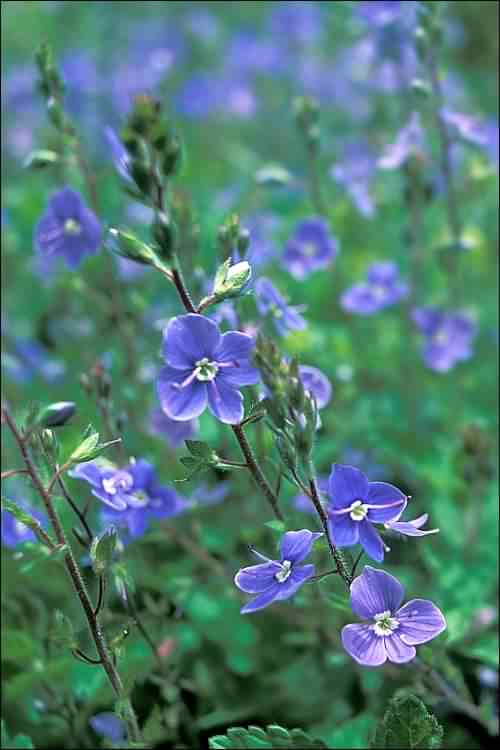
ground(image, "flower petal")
xmin=157 ymin=366 xmax=208 ymax=421
xmin=50 ymin=186 xmax=83 ymax=220
xmin=279 ymin=529 xmax=322 ymax=564
xmin=68 ymin=461 xmax=103 ymax=488
xmin=218 ymin=363 xmax=260 ymax=388
xmin=384 ymin=633 xmax=416 ymax=663
xmin=396 ymin=599 xmax=447 ymax=645
xmin=386 ymin=514 xmax=439 ymax=537
xmin=328 ymin=464 xmax=369 ymax=509
xmin=162 ymin=314 xmax=221 ymax=369
xmin=215 ymin=331 xmax=255 ymax=363
xmin=358 ymin=520 xmax=385 ymax=562
xmin=234 ymin=562 xmax=281 ymax=593
xmin=350 ymin=566 xmax=405 ymax=619
xmin=327 ymin=514 xmax=359 ymax=547
xmin=240 ymin=583 xmax=280 ymax=614
xmin=91 ymin=487 xmax=128 ymax=511
xmin=274 ymin=564 xmax=315 ymax=600
xmin=207 ymin=380 xmax=244 ymax=424
xmin=341 ymin=624 xmax=387 ymax=666
xmin=366 ymin=481 xmax=407 ymax=522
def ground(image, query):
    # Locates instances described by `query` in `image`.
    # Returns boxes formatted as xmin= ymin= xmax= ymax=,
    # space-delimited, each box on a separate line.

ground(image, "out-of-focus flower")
xmin=157 ymin=314 xmax=259 ymax=424
xmin=412 ymin=307 xmax=477 ymax=372
xmin=255 ymin=278 xmax=307 ymax=336
xmin=326 ymin=464 xmax=407 ymax=561
xmin=2 ymin=336 xmax=65 ymax=383
xmin=340 ymin=262 xmax=408 ymax=315
xmin=184 ymin=9 xmax=219 ymax=44
xmin=267 ymin=1 xmax=322 ymax=45
xmin=234 ymin=529 xmax=322 ymax=613
xmin=149 ymin=407 xmax=198 ymax=449
xmin=1 ymin=501 xmax=46 ymax=548
xmin=35 ymin=187 xmax=102 ymax=269
xmin=378 ymin=113 xmax=426 ymax=169
xmin=89 ymin=713 xmax=125 ymax=743
xmin=104 ymin=127 xmax=132 ymax=182
xmin=299 ymin=365 xmax=332 ymax=410
xmin=175 ymin=73 xmax=220 ymax=119
xmin=330 ymin=143 xmax=377 ymax=217
xmin=282 ymin=218 xmax=338 ymax=280
xmin=342 ymin=566 xmax=446 ymax=666
xmin=226 ymin=32 xmax=287 ymax=77
xmin=441 ymin=109 xmax=491 ymax=147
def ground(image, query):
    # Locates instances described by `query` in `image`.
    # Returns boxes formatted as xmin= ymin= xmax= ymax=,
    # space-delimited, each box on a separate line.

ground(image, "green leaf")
xmin=371 ymin=693 xmax=443 ymax=749
xmin=50 ymin=610 xmax=77 ymax=651
xmin=185 ymin=440 xmax=214 ymax=460
xmin=90 ymin=527 xmax=118 ymax=575
xmin=1 ymin=720 xmax=35 ymax=749
xmin=68 ymin=426 xmax=121 ymax=464
xmin=208 ymin=725 xmax=327 ymax=749
xmin=1 ymin=630 xmax=38 ymax=665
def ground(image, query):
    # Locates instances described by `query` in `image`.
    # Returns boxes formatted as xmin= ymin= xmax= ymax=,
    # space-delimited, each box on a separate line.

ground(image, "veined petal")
xmin=386 ymin=513 xmax=439 ymax=537
xmin=157 ymin=367 xmax=208 ymax=421
xmin=350 ymin=566 xmax=405 ymax=620
xmin=218 ymin=364 xmax=260 ymax=388
xmin=68 ymin=461 xmax=103 ymax=488
xmin=328 ymin=514 xmax=359 ymax=547
xmin=341 ymin=623 xmax=387 ymax=666
xmin=358 ymin=520 xmax=385 ymax=562
xmin=279 ymin=529 xmax=322 ymax=564
xmin=274 ymin=564 xmax=315 ymax=600
xmin=207 ymin=379 xmax=243 ymax=424
xmin=240 ymin=584 xmax=280 ymax=614
xmin=215 ymin=331 xmax=255 ymax=362
xmin=384 ymin=633 xmax=416 ymax=663
xmin=91 ymin=487 xmax=128 ymax=511
xmin=396 ymin=599 xmax=447 ymax=645
xmin=234 ymin=562 xmax=281 ymax=593
xmin=328 ymin=464 xmax=369 ymax=509
xmin=162 ymin=314 xmax=221 ymax=368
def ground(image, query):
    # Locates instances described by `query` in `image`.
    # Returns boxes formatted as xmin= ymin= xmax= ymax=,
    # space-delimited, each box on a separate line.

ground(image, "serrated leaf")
xmin=185 ymin=440 xmax=214 ymax=460
xmin=208 ymin=724 xmax=327 ymax=749
xmin=371 ymin=693 xmax=443 ymax=749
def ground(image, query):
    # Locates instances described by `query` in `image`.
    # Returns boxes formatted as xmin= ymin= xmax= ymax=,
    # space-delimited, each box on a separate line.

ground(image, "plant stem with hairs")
xmin=1 ymin=407 xmax=142 ymax=745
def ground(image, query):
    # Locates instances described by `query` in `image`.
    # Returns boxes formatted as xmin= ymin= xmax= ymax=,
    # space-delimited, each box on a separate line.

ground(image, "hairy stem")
xmin=2 ymin=408 xmax=142 ymax=745
xmin=232 ymin=424 xmax=284 ymax=521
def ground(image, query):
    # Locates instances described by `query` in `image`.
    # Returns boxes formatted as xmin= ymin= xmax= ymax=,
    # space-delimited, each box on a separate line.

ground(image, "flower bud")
xmin=23 ymin=149 xmax=59 ymax=170
xmin=37 ymin=401 xmax=76 ymax=428
xmin=40 ymin=428 xmax=58 ymax=459
xmin=152 ymin=212 xmax=177 ymax=261
xmin=108 ymin=228 xmax=159 ymax=266
xmin=212 ymin=259 xmax=252 ymax=301
xmin=162 ymin=137 xmax=182 ymax=177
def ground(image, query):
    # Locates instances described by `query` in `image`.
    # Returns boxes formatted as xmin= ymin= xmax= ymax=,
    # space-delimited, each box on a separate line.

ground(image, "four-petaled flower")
xmin=69 ymin=459 xmax=187 ymax=538
xmin=326 ymin=464 xmax=407 ymax=562
xmin=35 ymin=187 xmax=102 ymax=269
xmin=283 ymin=218 xmax=338 ymax=280
xmin=412 ymin=307 xmax=477 ymax=372
xmin=299 ymin=365 xmax=332 ymax=410
xmin=255 ymin=277 xmax=307 ymax=336
xmin=342 ymin=566 xmax=446 ymax=666
xmin=341 ymin=262 xmax=408 ymax=315
xmin=157 ymin=314 xmax=259 ymax=424
xmin=234 ymin=529 xmax=322 ymax=613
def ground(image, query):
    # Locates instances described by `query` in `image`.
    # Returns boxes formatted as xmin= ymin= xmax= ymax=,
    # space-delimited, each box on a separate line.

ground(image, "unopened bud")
xmin=37 ymin=401 xmax=76 ymax=428
xmin=108 ymin=227 xmax=158 ymax=266
xmin=212 ymin=259 xmax=252 ymax=301
xmin=23 ymin=149 xmax=59 ymax=170
xmin=152 ymin=212 xmax=177 ymax=261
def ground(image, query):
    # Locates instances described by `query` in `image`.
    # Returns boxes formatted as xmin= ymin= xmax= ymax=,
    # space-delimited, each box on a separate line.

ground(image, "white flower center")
xmin=302 ymin=241 xmax=317 ymax=257
xmin=102 ymin=472 xmax=134 ymax=496
xmin=15 ymin=520 xmax=28 ymax=535
xmin=64 ymin=218 xmax=82 ymax=235
xmin=195 ymin=358 xmax=219 ymax=382
xmin=275 ymin=559 xmax=293 ymax=583
xmin=372 ymin=610 xmax=399 ymax=637
xmin=349 ymin=500 xmax=369 ymax=521
xmin=372 ymin=285 xmax=387 ymax=301
xmin=270 ymin=304 xmax=283 ymax=319
xmin=433 ymin=329 xmax=449 ymax=346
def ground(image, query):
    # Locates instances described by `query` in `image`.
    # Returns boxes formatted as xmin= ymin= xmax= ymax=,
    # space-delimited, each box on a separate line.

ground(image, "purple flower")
xmin=326 ymin=465 xmax=407 ymax=562
xmin=184 ymin=9 xmax=220 ymax=44
xmin=384 ymin=512 xmax=439 ymax=537
xmin=356 ymin=1 xmax=410 ymax=28
xmin=441 ymin=109 xmax=491 ymax=147
xmin=378 ymin=113 xmax=426 ymax=170
xmin=234 ymin=529 xmax=322 ymax=613
xmin=340 ymin=262 xmax=409 ymax=315
xmin=299 ymin=365 xmax=332 ymax=410
xmin=3 ymin=337 xmax=65 ymax=383
xmin=70 ymin=459 xmax=186 ymax=539
xmin=222 ymin=78 xmax=258 ymax=119
xmin=157 ymin=314 xmax=259 ymax=424
xmin=255 ymin=278 xmax=307 ymax=336
xmin=342 ymin=566 xmax=446 ymax=666
xmin=35 ymin=187 xmax=102 ymax=269
xmin=330 ymin=143 xmax=377 ymax=218
xmin=412 ymin=307 xmax=477 ymax=372
xmin=267 ymin=2 xmax=322 ymax=45
xmin=89 ymin=713 xmax=125 ymax=743
xmin=149 ymin=407 xmax=198 ymax=449
xmin=225 ymin=32 xmax=287 ymax=77
xmin=1 ymin=502 xmax=46 ymax=548
xmin=283 ymin=218 xmax=338 ymax=280
xmin=104 ymin=127 xmax=132 ymax=182
xmin=175 ymin=73 xmax=220 ymax=119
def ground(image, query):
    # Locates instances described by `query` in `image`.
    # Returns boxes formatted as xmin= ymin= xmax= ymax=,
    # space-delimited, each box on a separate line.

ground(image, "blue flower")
xmin=340 ymin=262 xmax=409 ymax=315
xmin=157 ymin=314 xmax=260 ymax=424
xmin=330 ymin=142 xmax=377 ymax=218
xmin=234 ymin=530 xmax=322 ymax=613
xmin=89 ymin=713 xmax=125 ymax=743
xmin=283 ymin=218 xmax=339 ymax=280
xmin=378 ymin=113 xmax=426 ymax=170
xmin=412 ymin=307 xmax=477 ymax=372
xmin=2 ymin=501 xmax=46 ymax=548
xmin=326 ymin=464 xmax=407 ymax=562
xmin=255 ymin=278 xmax=307 ymax=336
xmin=35 ymin=187 xmax=102 ymax=269
xmin=149 ymin=407 xmax=198 ymax=449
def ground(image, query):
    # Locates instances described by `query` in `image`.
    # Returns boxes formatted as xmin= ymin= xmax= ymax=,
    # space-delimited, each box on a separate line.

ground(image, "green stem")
xmin=2 ymin=408 xmax=142 ymax=745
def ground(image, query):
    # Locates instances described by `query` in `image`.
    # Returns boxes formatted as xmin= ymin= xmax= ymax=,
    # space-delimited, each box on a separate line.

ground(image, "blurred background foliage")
xmin=1 ymin=2 xmax=498 ymax=749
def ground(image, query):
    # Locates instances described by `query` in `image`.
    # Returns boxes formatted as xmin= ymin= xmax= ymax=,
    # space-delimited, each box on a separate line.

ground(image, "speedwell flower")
xmin=384 ymin=512 xmax=439 ymax=537
xmin=412 ymin=307 xmax=477 ymax=372
xmin=340 ymin=262 xmax=408 ymax=315
xmin=35 ymin=187 xmax=102 ymax=269
xmin=157 ymin=314 xmax=259 ymax=424
xmin=234 ymin=529 xmax=322 ymax=613
xmin=326 ymin=464 xmax=407 ymax=562
xmin=282 ymin=218 xmax=338 ymax=280
xmin=342 ymin=566 xmax=446 ymax=666
xmin=255 ymin=277 xmax=307 ymax=336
